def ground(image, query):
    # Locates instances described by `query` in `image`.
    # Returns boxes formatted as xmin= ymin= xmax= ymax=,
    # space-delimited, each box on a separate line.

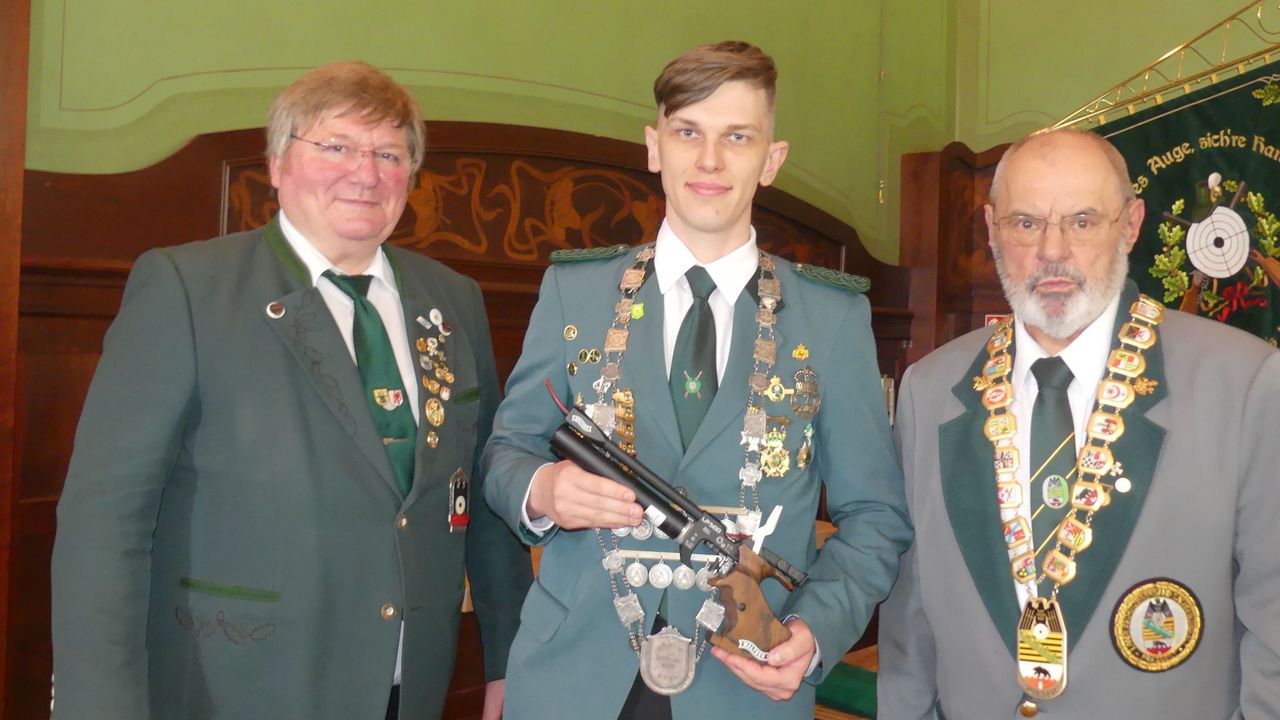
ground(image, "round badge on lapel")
xmin=266 ymin=302 xmax=286 ymax=319
xmin=1111 ymin=577 xmax=1203 ymax=672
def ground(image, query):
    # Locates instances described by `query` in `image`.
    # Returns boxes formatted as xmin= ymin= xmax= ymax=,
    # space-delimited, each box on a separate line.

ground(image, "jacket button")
xmin=381 ymin=603 xmax=398 ymax=620
xmin=397 ymin=516 xmax=409 ymax=529
xmin=1019 ymin=700 xmax=1038 ymax=717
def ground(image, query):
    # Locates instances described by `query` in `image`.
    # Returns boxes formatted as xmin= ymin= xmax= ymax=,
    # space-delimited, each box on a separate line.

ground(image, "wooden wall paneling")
xmin=18 ymin=123 xmax=914 ymax=718
xmin=899 ymin=142 xmax=1010 ymax=363
xmin=1 ymin=1 xmax=32 ymax=717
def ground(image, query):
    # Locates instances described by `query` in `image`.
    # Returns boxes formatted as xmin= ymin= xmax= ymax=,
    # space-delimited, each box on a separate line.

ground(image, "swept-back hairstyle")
xmin=653 ymin=40 xmax=777 ymax=118
xmin=266 ymin=61 xmax=426 ymax=174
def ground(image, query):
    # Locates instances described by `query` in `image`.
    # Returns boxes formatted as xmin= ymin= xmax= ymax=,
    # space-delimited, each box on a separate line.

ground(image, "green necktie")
xmin=669 ymin=266 xmax=718 ymax=450
xmin=1029 ymin=355 xmax=1075 ymax=587
xmin=324 ymin=270 xmax=416 ymax=495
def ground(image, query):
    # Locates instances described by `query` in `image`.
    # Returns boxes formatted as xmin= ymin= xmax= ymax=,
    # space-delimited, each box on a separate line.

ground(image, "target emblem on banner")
xmin=1186 ymin=206 xmax=1251 ymax=279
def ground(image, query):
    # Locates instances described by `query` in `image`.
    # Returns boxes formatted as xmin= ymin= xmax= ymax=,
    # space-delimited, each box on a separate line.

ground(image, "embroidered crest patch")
xmin=1111 ymin=578 xmax=1203 ymax=672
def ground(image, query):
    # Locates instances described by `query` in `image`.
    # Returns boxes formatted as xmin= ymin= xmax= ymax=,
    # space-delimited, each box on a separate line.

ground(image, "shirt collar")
xmin=653 ymin=219 xmax=758 ymax=301
xmin=278 ymin=210 xmax=396 ymax=292
xmin=1011 ymin=291 xmax=1122 ymax=393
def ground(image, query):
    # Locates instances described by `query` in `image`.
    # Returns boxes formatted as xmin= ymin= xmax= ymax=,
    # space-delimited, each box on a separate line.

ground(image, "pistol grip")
xmin=708 ymin=572 xmax=791 ymax=663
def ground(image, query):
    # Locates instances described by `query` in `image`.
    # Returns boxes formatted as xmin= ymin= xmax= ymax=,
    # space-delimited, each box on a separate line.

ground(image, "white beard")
xmin=994 ymin=245 xmax=1129 ymax=342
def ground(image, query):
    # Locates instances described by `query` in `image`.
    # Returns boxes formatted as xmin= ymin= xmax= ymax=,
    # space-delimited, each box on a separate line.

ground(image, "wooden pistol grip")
xmin=708 ymin=569 xmax=791 ymax=663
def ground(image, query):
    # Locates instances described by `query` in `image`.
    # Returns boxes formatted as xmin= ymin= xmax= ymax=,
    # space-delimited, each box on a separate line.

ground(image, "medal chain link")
xmin=580 ymin=249 xmax=782 ymax=668
xmin=980 ymin=297 xmax=1164 ymax=700
xmin=978 ymin=297 xmax=1164 ymax=594
xmin=739 ymin=253 xmax=781 ymax=513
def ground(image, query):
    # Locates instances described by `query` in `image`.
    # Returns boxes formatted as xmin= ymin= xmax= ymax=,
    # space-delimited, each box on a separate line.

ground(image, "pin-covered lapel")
xmin=262 ymin=222 xmax=399 ymax=493
xmin=628 ymin=274 xmax=682 ymax=458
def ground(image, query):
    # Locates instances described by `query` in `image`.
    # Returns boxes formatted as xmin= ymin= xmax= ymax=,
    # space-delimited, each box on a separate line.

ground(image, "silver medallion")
xmin=736 ymin=510 xmax=762 ymax=537
xmin=696 ymin=598 xmax=725 ymax=632
xmin=612 ymin=526 xmax=631 ymax=538
xmin=739 ymin=462 xmax=762 ymax=487
xmin=639 ymin=626 xmax=697 ymax=696
xmin=720 ymin=516 xmax=739 ymax=535
xmin=614 ymin=593 xmax=645 ymax=627
xmin=672 ymin=564 xmax=696 ymax=590
xmin=695 ymin=567 xmax=715 ymax=592
xmin=625 ymin=561 xmax=649 ymax=588
xmin=652 ymin=523 xmax=670 ymax=540
xmin=602 ymin=549 xmax=625 ymax=573
xmin=649 ymin=563 xmax=673 ymax=589
xmin=631 ymin=518 xmax=653 ymax=540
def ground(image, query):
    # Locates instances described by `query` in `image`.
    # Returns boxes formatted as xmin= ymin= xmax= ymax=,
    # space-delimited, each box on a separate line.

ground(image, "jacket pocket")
xmin=179 ymin=576 xmax=281 ymax=603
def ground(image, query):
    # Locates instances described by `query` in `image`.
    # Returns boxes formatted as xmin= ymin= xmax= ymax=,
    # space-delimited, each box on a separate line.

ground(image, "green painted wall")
xmin=25 ymin=0 xmax=888 ymax=256
xmin=25 ymin=0 xmax=1267 ymax=263
xmin=952 ymin=0 xmax=1249 ymax=151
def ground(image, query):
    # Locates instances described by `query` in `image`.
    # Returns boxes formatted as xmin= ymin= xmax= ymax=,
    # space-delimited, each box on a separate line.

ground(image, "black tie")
xmin=668 ymin=266 xmax=718 ymax=450
xmin=1029 ymin=356 xmax=1075 ymax=580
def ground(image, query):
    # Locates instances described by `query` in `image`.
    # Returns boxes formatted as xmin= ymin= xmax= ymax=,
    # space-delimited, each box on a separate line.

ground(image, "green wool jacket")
xmin=51 ymin=217 xmax=531 ymax=720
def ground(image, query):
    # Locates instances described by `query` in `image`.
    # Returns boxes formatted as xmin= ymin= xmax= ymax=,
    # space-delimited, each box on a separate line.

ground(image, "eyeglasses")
xmin=994 ymin=201 xmax=1132 ymax=247
xmin=289 ymin=134 xmax=410 ymax=174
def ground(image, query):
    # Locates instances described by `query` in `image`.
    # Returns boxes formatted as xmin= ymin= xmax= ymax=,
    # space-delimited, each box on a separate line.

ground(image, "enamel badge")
xmin=1017 ymin=597 xmax=1068 ymax=699
xmin=448 ymin=468 xmax=471 ymax=532
xmin=373 ymin=388 xmax=404 ymax=411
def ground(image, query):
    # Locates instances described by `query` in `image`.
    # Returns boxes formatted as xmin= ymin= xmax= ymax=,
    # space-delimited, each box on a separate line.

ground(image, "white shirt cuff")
xmin=521 ymin=462 xmax=557 ymax=536
xmin=782 ymin=614 xmax=822 ymax=677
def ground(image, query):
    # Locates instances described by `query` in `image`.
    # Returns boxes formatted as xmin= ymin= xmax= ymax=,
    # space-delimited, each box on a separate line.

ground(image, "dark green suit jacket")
xmin=51 ymin=218 xmax=531 ymax=720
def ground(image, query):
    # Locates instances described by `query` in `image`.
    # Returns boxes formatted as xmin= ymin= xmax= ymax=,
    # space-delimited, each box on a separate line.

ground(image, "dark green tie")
xmin=1029 ymin=356 xmax=1075 ymax=580
xmin=669 ymin=266 xmax=718 ymax=450
xmin=324 ymin=270 xmax=416 ymax=496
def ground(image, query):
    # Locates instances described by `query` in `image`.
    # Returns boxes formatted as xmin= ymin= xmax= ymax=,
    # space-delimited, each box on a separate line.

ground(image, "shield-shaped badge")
xmin=639 ymin=626 xmax=696 ymax=695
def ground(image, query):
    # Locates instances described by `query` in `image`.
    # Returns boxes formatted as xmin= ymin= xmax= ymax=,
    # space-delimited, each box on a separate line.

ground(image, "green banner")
xmin=1097 ymin=61 xmax=1280 ymax=345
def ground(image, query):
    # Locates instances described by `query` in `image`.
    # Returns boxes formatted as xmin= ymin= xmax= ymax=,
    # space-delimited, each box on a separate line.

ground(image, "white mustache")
xmin=1027 ymin=264 xmax=1086 ymax=293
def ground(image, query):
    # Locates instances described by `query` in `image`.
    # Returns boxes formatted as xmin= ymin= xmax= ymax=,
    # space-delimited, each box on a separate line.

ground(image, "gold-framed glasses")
xmin=289 ymin=134 xmax=409 ymax=174
xmin=995 ymin=201 xmax=1132 ymax=246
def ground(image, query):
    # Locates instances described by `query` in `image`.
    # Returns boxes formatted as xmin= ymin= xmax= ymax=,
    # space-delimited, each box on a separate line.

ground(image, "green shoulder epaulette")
xmin=550 ymin=244 xmax=630 ymax=264
xmin=793 ymin=263 xmax=871 ymax=294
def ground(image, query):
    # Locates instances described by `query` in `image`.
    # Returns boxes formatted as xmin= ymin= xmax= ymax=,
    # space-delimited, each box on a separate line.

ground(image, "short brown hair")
xmin=653 ymin=41 xmax=777 ymax=118
xmin=267 ymin=61 xmax=426 ymax=174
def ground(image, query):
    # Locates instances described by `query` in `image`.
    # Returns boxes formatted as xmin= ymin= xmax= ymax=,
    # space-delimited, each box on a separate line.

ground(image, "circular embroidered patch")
xmin=1111 ymin=577 xmax=1203 ymax=672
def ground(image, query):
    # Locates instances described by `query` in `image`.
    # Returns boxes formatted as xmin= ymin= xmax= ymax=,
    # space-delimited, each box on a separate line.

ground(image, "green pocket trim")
xmin=452 ymin=386 xmax=482 ymax=405
xmin=180 ymin=577 xmax=281 ymax=603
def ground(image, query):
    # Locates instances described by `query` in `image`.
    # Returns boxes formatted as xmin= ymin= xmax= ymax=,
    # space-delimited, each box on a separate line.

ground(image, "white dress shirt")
xmin=1007 ymin=293 xmax=1121 ymax=609
xmin=653 ymin=220 xmax=759 ymax=382
xmin=279 ymin=211 xmax=414 ymax=685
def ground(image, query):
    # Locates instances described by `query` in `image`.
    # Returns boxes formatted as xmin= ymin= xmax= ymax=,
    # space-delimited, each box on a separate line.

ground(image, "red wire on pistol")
xmin=545 ymin=378 xmax=570 ymax=415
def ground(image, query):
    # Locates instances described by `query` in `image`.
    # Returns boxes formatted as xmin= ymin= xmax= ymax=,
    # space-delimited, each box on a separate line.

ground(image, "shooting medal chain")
xmin=737 ymin=253 xmax=783 ymax=530
xmin=975 ymin=295 xmax=1164 ymax=701
xmin=585 ymin=248 xmax=783 ymax=695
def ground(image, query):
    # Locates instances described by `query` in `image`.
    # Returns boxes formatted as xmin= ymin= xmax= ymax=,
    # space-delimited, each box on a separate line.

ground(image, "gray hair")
xmin=266 ymin=61 xmax=426 ymax=174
